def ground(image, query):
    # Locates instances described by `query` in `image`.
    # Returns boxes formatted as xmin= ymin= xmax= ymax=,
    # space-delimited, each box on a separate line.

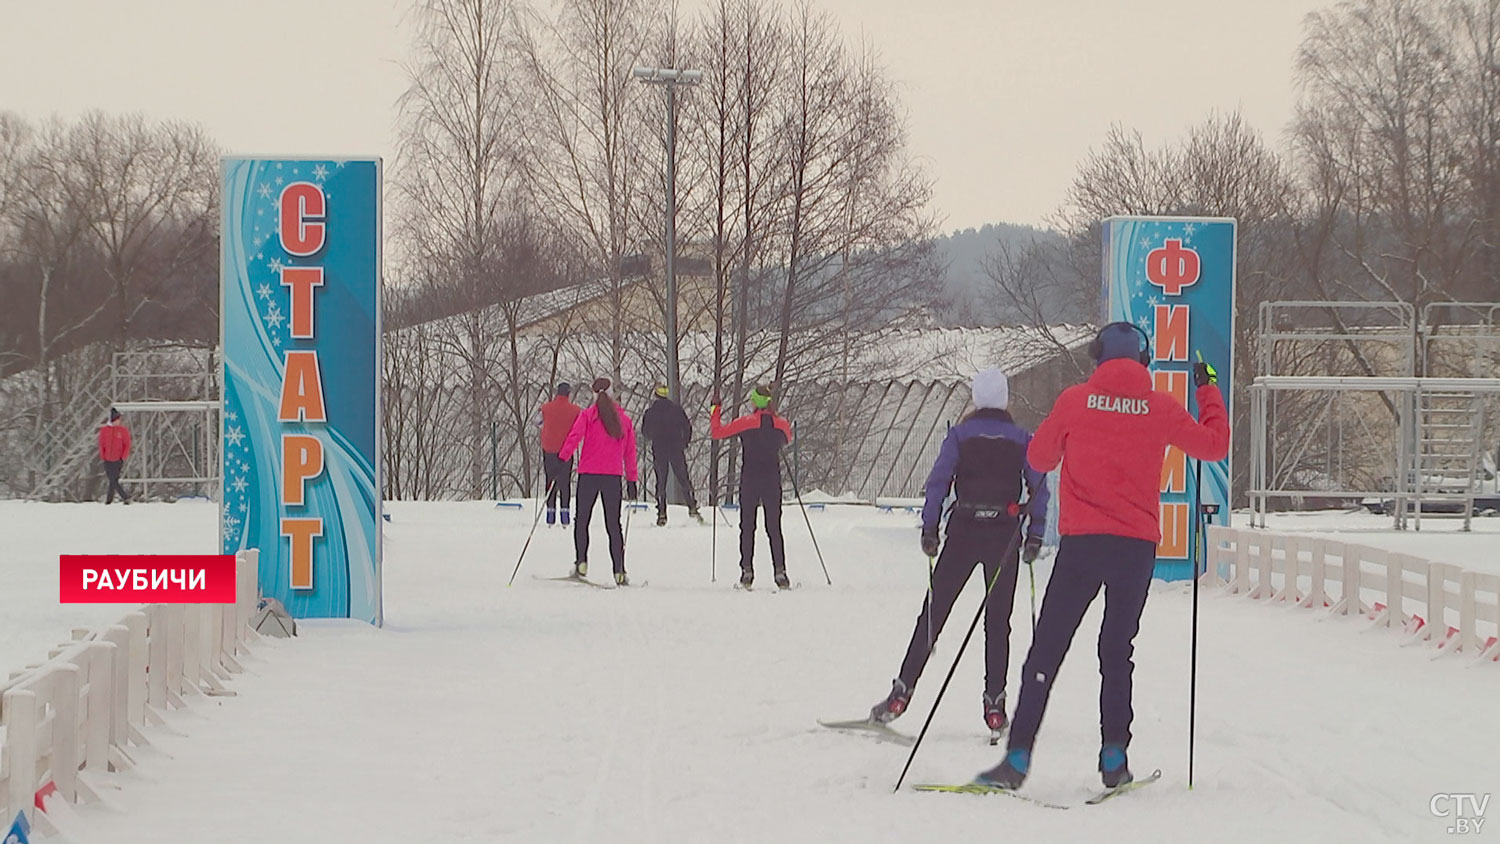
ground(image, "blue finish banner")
xmin=1101 ymin=216 xmax=1235 ymax=581
xmin=220 ymin=158 xmax=382 ymax=624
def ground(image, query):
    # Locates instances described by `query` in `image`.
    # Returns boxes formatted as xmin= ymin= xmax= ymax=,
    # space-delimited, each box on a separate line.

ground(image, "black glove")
xmin=626 ymin=480 xmax=639 ymax=500
xmin=920 ymin=526 xmax=940 ymax=557
xmin=1193 ymin=360 xmax=1218 ymax=387
xmin=1022 ymin=535 xmax=1043 ymax=564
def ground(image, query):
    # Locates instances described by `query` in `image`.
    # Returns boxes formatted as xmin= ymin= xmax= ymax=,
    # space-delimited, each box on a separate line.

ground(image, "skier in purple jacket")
xmin=867 ymin=368 xmax=1050 ymax=737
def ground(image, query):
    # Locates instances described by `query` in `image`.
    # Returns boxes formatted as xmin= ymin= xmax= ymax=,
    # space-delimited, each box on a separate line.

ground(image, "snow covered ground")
xmin=3 ymin=500 xmax=1497 ymax=843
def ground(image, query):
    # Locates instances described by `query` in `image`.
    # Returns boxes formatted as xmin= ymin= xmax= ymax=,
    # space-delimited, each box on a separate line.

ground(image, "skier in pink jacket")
xmin=558 ymin=377 xmax=641 ymax=585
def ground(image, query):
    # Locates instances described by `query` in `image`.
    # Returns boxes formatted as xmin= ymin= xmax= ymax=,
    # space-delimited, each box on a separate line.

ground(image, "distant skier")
xmin=867 ymin=368 xmax=1049 ymax=739
xmin=98 ymin=408 xmax=132 ymax=505
xmin=640 ymin=383 xmax=702 ymax=526
xmin=977 ymin=322 xmax=1228 ymax=791
xmin=558 ymin=378 xmax=640 ymax=586
xmin=538 ymin=382 xmax=582 ymax=525
xmin=710 ymin=385 xmax=793 ymax=589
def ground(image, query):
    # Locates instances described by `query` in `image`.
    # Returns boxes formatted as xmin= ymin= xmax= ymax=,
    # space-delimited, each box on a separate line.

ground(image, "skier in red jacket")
xmin=977 ymin=322 xmax=1228 ymax=792
xmin=98 ymin=408 xmax=133 ymax=504
xmin=711 ymin=385 xmax=794 ymax=589
xmin=537 ymin=382 xmax=582 ymax=525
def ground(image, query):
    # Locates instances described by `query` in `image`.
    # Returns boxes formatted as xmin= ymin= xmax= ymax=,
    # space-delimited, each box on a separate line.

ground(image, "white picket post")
xmin=3 ymin=689 xmax=38 ymax=825
xmin=1460 ymin=571 xmax=1479 ymax=654
xmin=1425 ymin=563 xmax=1454 ymax=642
xmin=219 ymin=593 xmax=239 ymax=671
xmin=240 ymin=549 xmax=261 ymax=649
xmin=124 ymin=612 xmax=148 ymax=728
xmin=1273 ymin=536 xmax=1302 ymax=603
xmin=102 ymin=625 xmax=130 ymax=753
xmin=183 ymin=604 xmax=202 ymax=695
xmin=51 ymin=664 xmax=80 ymax=803
xmin=146 ymin=605 xmax=168 ymax=711
xmin=84 ymin=641 xmax=113 ymax=775
xmin=1249 ymin=534 xmax=1274 ymax=600
xmin=1205 ymin=526 xmax=1232 ymax=588
xmin=1331 ymin=544 xmax=1366 ymax=617
xmin=1299 ymin=539 xmax=1330 ymax=609
xmin=164 ymin=603 xmax=186 ymax=704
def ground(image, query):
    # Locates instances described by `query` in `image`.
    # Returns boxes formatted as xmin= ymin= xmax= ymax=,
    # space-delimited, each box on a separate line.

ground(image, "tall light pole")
xmin=634 ymin=65 xmax=701 ymax=404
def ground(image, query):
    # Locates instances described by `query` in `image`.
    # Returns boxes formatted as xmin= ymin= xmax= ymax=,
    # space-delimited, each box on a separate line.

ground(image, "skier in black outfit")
xmin=640 ymin=384 xmax=702 ymax=525
xmin=867 ymin=368 xmax=1050 ymax=737
xmin=710 ymin=384 xmax=794 ymax=589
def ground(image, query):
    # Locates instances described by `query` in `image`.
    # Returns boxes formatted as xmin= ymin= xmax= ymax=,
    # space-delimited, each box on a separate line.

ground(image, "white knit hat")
xmin=971 ymin=368 xmax=1009 ymax=411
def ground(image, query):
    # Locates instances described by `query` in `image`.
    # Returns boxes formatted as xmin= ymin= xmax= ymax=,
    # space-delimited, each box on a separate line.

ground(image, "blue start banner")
xmin=220 ymin=158 xmax=382 ymax=624
xmin=1101 ymin=216 xmax=1236 ymax=581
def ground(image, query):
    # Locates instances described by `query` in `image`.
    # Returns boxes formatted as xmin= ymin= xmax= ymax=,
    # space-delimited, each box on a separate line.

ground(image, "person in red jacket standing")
xmin=98 ymin=408 xmax=133 ymax=505
xmin=977 ymin=322 xmax=1228 ymax=792
xmin=558 ymin=378 xmax=640 ymax=585
xmin=710 ymin=385 xmax=794 ymax=589
xmin=538 ymin=382 xmax=582 ymax=525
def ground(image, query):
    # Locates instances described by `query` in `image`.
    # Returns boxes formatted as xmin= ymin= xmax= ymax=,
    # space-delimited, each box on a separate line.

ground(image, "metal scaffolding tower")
xmin=1249 ymin=301 xmax=1500 ymax=530
xmin=108 ymin=346 xmax=220 ymax=502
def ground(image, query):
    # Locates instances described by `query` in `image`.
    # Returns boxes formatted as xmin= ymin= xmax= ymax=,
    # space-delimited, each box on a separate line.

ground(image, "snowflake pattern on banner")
xmin=221 ymin=161 xmax=341 ymax=550
xmin=221 ymin=156 xmax=382 ymax=623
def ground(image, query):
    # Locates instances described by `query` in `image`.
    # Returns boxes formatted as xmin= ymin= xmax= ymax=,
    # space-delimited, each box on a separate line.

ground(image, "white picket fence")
xmin=0 ymin=549 xmax=263 ymax=834
xmin=1207 ymin=527 xmax=1500 ymax=662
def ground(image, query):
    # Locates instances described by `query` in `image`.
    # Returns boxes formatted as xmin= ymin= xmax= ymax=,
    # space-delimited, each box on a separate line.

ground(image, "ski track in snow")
xmin=1 ymin=499 xmax=1496 ymax=843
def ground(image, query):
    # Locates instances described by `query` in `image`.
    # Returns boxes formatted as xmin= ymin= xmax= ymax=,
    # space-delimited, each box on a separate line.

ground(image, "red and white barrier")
xmin=1207 ymin=527 xmax=1500 ymax=664
xmin=0 ymin=549 xmax=262 ymax=834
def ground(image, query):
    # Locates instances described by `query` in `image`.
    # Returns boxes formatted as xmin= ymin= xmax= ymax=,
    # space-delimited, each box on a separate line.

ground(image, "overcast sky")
xmin=0 ymin=0 xmax=1327 ymax=232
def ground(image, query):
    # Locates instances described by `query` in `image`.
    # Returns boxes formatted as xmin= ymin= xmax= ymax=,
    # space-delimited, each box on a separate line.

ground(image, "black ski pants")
xmin=574 ymin=473 xmax=626 ymax=573
xmin=1007 ymin=534 xmax=1157 ymax=752
xmin=896 ymin=517 xmax=1021 ymax=700
xmin=738 ymin=470 xmax=785 ymax=574
xmin=102 ymin=460 xmax=129 ymax=504
xmin=542 ymin=450 xmax=573 ymax=512
xmin=651 ymin=444 xmax=697 ymax=514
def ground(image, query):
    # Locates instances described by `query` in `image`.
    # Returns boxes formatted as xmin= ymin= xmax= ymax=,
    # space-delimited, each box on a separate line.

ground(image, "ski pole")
xmin=1189 ymin=456 xmax=1210 ymax=790
xmin=507 ymin=479 xmax=556 ymax=587
xmin=1027 ymin=560 xmax=1038 ymax=636
xmin=625 ymin=483 xmax=636 ymax=545
xmin=927 ymin=555 xmax=936 ymax=655
xmin=710 ymin=483 xmax=718 ymax=583
xmin=1190 ymin=350 xmax=1215 ymax=791
xmin=780 ymin=451 xmax=832 ymax=585
xmin=894 ymin=511 xmax=1027 ymax=793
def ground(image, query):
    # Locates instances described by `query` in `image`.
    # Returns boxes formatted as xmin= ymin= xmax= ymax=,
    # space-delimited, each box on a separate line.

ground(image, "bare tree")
xmin=1296 ymin=0 xmax=1485 ymax=351
xmin=397 ymin=0 xmax=528 ymax=497
xmin=66 ymin=113 xmax=218 ymax=348
xmin=518 ymin=0 xmax=660 ymax=384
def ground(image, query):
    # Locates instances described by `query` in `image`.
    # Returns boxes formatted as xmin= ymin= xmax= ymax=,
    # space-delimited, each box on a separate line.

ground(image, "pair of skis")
xmin=911 ymin=769 xmax=1162 ymax=809
xmin=818 ymin=718 xmax=1161 ymax=808
xmin=532 ymin=574 xmax=647 ymax=589
xmin=734 ymin=581 xmax=800 ymax=593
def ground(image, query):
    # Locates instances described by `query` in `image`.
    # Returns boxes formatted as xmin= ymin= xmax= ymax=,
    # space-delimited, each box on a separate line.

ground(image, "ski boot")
xmin=656 ymin=511 xmax=668 ymax=526
xmin=689 ymin=506 xmax=705 ymax=524
xmin=774 ymin=569 xmax=791 ymax=589
xmin=615 ymin=572 xmax=630 ymax=586
xmin=1099 ymin=743 xmax=1132 ymax=788
xmin=546 ymin=507 xmax=557 ymax=526
xmin=739 ymin=566 xmax=754 ymax=588
xmin=572 ymin=561 xmax=588 ymax=578
xmin=869 ymin=678 xmax=911 ymax=724
xmin=983 ymin=693 xmax=1007 ymax=743
xmin=975 ymin=747 xmax=1029 ymax=790
xmin=560 ymin=509 xmax=570 ymax=526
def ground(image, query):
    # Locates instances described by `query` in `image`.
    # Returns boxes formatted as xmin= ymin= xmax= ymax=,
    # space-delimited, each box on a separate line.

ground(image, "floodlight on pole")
xmin=634 ymin=65 xmax=701 ymax=408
